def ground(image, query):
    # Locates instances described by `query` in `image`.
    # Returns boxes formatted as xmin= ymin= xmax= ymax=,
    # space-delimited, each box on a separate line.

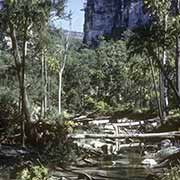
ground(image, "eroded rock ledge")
xmin=83 ymin=0 xmax=150 ymax=45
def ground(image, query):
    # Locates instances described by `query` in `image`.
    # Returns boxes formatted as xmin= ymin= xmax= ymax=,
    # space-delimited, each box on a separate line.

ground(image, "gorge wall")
xmin=83 ymin=0 xmax=150 ymax=45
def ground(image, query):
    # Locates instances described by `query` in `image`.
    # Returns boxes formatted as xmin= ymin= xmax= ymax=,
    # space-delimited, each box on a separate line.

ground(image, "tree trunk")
xmin=70 ymin=131 xmax=180 ymax=140
xmin=48 ymin=76 xmax=51 ymax=108
xmin=159 ymin=49 xmax=168 ymax=121
xmin=159 ymin=15 xmax=168 ymax=121
xmin=9 ymin=21 xmax=31 ymax=147
xmin=58 ymin=69 xmax=63 ymax=116
xmin=44 ymin=51 xmax=48 ymax=113
xmin=21 ymin=18 xmax=30 ymax=147
xmin=148 ymin=58 xmax=163 ymax=120
xmin=41 ymin=49 xmax=48 ymax=118
xmin=152 ymin=50 xmax=180 ymax=104
xmin=176 ymin=36 xmax=180 ymax=94
xmin=58 ymin=32 xmax=70 ymax=117
xmin=41 ymin=50 xmax=45 ymax=118
xmin=175 ymin=0 xmax=180 ymax=98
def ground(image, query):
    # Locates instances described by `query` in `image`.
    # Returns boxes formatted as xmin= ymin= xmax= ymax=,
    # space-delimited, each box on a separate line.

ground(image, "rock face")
xmin=0 ymin=0 xmax=4 ymax=10
xmin=83 ymin=0 xmax=150 ymax=45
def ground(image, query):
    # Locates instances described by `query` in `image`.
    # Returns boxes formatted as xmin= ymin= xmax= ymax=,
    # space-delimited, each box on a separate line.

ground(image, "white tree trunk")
xmin=58 ymin=69 xmax=63 ymax=116
xmin=41 ymin=49 xmax=48 ymax=118
xmin=41 ymin=50 xmax=45 ymax=118
xmin=176 ymin=37 xmax=180 ymax=93
xmin=160 ymin=51 xmax=168 ymax=120
xmin=160 ymin=15 xmax=168 ymax=121
xmin=176 ymin=0 xmax=180 ymax=96
xmin=57 ymin=20 xmax=71 ymax=117
xmin=44 ymin=51 xmax=48 ymax=113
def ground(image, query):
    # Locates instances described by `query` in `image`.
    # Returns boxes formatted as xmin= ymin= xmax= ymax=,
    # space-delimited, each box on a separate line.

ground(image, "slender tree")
xmin=0 ymin=0 xmax=66 ymax=146
xmin=58 ymin=26 xmax=70 ymax=117
xmin=173 ymin=0 xmax=180 ymax=95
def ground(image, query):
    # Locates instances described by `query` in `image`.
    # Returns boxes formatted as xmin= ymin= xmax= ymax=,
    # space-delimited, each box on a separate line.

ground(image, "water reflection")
xmin=79 ymin=152 xmax=151 ymax=180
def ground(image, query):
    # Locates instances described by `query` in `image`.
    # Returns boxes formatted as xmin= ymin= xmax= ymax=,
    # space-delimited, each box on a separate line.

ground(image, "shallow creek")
xmin=0 ymin=116 xmax=162 ymax=179
xmin=79 ymin=153 xmax=151 ymax=179
xmin=49 ymin=150 xmax=155 ymax=180
xmin=53 ymin=117 xmax=161 ymax=180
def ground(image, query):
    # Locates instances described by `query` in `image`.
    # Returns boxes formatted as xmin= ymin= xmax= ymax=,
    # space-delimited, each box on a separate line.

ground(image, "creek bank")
xmin=1 ymin=111 xmax=180 ymax=179
xmin=66 ymin=112 xmax=180 ymax=179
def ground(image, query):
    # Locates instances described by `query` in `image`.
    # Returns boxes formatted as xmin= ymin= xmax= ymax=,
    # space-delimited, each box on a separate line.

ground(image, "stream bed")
xmin=0 ymin=116 xmax=167 ymax=180
xmin=48 ymin=117 xmax=161 ymax=180
xmin=49 ymin=150 xmax=157 ymax=180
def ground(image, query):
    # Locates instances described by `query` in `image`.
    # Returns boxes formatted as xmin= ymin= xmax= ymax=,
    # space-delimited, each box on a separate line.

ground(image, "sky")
xmin=61 ymin=0 xmax=85 ymax=32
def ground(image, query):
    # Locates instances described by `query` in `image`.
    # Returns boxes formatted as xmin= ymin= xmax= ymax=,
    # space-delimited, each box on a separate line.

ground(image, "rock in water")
xmin=160 ymin=139 xmax=172 ymax=148
xmin=141 ymin=158 xmax=157 ymax=167
xmin=155 ymin=146 xmax=180 ymax=162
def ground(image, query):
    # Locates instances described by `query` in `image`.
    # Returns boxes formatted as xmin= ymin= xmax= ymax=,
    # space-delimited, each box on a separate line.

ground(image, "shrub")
xmin=162 ymin=166 xmax=180 ymax=180
xmin=16 ymin=165 xmax=48 ymax=180
xmin=95 ymin=100 xmax=109 ymax=112
xmin=84 ymin=96 xmax=110 ymax=113
xmin=84 ymin=96 xmax=96 ymax=110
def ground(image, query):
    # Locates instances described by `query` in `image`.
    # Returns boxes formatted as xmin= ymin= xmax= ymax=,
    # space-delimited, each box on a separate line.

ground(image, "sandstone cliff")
xmin=83 ymin=0 xmax=150 ymax=45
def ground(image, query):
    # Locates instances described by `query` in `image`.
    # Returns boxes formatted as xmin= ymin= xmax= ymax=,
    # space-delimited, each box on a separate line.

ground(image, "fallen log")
xmin=90 ymin=119 xmax=110 ymax=125
xmin=77 ymin=119 xmax=159 ymax=128
xmin=75 ymin=142 xmax=103 ymax=155
xmin=69 ymin=131 xmax=180 ymax=140
xmin=73 ymin=116 xmax=159 ymax=124
xmin=53 ymin=166 xmax=93 ymax=180
xmin=116 ymin=117 xmax=159 ymax=123
xmin=111 ymin=120 xmax=158 ymax=127
xmin=118 ymin=143 xmax=145 ymax=149
xmin=0 ymin=144 xmax=30 ymax=157
xmin=50 ymin=169 xmax=93 ymax=180
xmin=73 ymin=116 xmax=111 ymax=122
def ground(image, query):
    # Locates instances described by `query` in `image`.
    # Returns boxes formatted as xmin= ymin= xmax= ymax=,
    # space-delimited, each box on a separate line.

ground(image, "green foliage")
xmin=45 ymin=106 xmax=60 ymax=121
xmin=17 ymin=165 xmax=48 ymax=180
xmin=162 ymin=166 xmax=180 ymax=180
xmin=84 ymin=96 xmax=110 ymax=112
xmin=62 ymin=38 xmax=160 ymax=113
xmin=64 ymin=120 xmax=76 ymax=134
xmin=143 ymin=0 xmax=180 ymax=49
xmin=128 ymin=0 xmax=180 ymax=110
xmin=47 ymin=56 xmax=59 ymax=73
xmin=0 ymin=87 xmax=17 ymax=105
xmin=95 ymin=100 xmax=110 ymax=112
xmin=144 ymin=0 xmax=170 ymax=17
xmin=0 ymin=87 xmax=18 ymax=131
xmin=84 ymin=96 xmax=96 ymax=110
